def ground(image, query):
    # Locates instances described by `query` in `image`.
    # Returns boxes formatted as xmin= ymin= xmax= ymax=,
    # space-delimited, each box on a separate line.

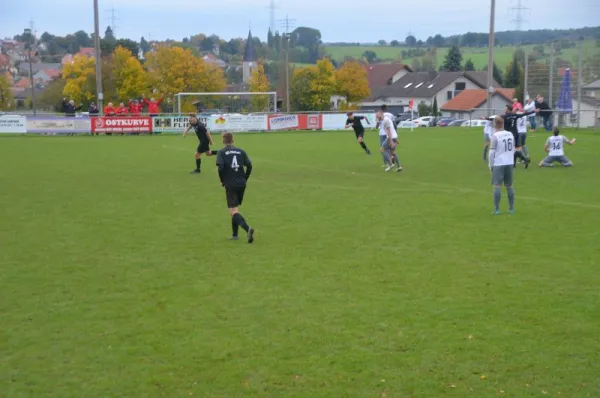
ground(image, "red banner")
xmin=91 ymin=117 xmax=152 ymax=133
xmin=267 ymin=114 xmax=322 ymax=131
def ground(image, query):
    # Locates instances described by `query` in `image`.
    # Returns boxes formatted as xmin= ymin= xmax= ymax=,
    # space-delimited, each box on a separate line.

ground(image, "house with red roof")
xmin=33 ymin=68 xmax=62 ymax=85
xmin=202 ymin=53 xmax=226 ymax=68
xmin=440 ymin=88 xmax=516 ymax=119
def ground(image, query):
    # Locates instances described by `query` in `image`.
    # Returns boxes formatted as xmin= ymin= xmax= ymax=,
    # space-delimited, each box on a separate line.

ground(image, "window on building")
xmin=455 ymin=82 xmax=466 ymax=91
xmin=447 ymin=91 xmax=453 ymax=100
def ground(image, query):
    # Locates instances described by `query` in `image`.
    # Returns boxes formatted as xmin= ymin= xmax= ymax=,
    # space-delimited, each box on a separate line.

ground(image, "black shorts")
xmin=197 ymin=142 xmax=210 ymax=154
xmin=225 ymin=186 xmax=246 ymax=208
xmin=354 ymin=130 xmax=364 ymax=139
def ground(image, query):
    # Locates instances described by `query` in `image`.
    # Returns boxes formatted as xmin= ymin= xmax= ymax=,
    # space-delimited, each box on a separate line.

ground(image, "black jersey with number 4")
xmin=193 ymin=121 xmax=209 ymax=143
xmin=216 ymin=146 xmax=252 ymax=188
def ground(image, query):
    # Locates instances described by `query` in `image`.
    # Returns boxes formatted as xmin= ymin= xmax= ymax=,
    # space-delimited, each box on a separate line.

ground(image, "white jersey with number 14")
xmin=490 ymin=130 xmax=515 ymax=167
xmin=547 ymin=135 xmax=568 ymax=156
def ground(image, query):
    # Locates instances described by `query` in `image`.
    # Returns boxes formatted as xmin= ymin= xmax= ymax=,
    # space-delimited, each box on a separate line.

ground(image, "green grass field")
xmin=324 ymin=41 xmax=598 ymax=70
xmin=2 ymin=128 xmax=600 ymax=397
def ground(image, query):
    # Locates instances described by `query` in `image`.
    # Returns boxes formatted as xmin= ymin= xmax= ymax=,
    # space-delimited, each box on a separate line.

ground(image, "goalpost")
xmin=175 ymin=92 xmax=278 ymax=115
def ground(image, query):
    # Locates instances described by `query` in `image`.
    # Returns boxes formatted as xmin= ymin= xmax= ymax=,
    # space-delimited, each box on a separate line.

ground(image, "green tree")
xmin=504 ymin=53 xmax=524 ymax=102
xmin=464 ymin=58 xmax=475 ymax=71
xmin=405 ymin=35 xmax=417 ymax=46
xmin=417 ymin=102 xmax=432 ymax=116
xmin=432 ymin=97 xmax=439 ymax=116
xmin=378 ymin=40 xmax=387 ymax=46
xmin=362 ymin=50 xmax=377 ymax=63
xmin=140 ymin=36 xmax=150 ymax=53
xmin=290 ymin=67 xmax=317 ymax=111
xmin=104 ymin=26 xmax=115 ymax=41
xmin=390 ymin=40 xmax=400 ymax=47
xmin=0 ymin=73 xmax=15 ymax=110
xmin=441 ymin=45 xmax=462 ymax=71
xmin=37 ymin=78 xmax=66 ymax=111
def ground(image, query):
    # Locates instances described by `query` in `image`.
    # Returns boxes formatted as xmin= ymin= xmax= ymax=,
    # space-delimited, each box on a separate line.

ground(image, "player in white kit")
xmin=539 ymin=128 xmax=576 ymax=167
xmin=516 ymin=111 xmax=530 ymax=161
xmin=488 ymin=116 xmax=516 ymax=215
xmin=377 ymin=111 xmax=402 ymax=172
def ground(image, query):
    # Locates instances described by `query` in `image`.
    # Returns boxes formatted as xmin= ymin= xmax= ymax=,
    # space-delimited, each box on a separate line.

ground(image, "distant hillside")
xmin=324 ymin=40 xmax=599 ymax=72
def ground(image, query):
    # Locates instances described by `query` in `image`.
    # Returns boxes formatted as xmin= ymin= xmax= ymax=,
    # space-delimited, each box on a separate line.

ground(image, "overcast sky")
xmin=1 ymin=0 xmax=599 ymax=43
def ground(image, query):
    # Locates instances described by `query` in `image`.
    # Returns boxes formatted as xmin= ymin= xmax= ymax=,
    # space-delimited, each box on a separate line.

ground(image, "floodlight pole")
xmin=93 ymin=0 xmax=104 ymax=115
xmin=486 ymin=0 xmax=496 ymax=117
xmin=24 ymin=29 xmax=36 ymax=116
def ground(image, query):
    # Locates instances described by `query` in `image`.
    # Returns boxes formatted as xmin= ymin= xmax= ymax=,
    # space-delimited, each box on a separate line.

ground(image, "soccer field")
xmin=1 ymin=128 xmax=599 ymax=397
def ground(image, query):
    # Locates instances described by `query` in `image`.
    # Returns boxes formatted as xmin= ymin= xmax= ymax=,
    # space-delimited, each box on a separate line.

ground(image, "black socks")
xmin=232 ymin=217 xmax=239 ymax=237
xmin=195 ymin=158 xmax=201 ymax=171
xmin=360 ymin=142 xmax=368 ymax=152
xmin=232 ymin=213 xmax=250 ymax=233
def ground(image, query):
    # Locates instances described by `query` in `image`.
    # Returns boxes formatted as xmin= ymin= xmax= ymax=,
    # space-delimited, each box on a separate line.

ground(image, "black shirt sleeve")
xmin=356 ymin=116 xmax=364 ymax=121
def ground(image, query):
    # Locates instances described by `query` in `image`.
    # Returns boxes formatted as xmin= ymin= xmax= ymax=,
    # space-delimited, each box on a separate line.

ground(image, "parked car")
xmin=430 ymin=116 xmax=443 ymax=127
xmin=394 ymin=112 xmax=415 ymax=126
xmin=398 ymin=120 xmax=419 ymax=129
xmin=447 ymin=119 xmax=467 ymax=127
xmin=436 ymin=118 xmax=455 ymax=127
xmin=460 ymin=120 xmax=486 ymax=127
xmin=412 ymin=116 xmax=434 ymax=127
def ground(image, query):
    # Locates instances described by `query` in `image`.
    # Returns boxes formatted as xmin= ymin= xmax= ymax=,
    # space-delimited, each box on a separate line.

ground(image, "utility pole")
xmin=24 ymin=28 xmax=36 ymax=116
xmin=278 ymin=15 xmax=295 ymax=113
xmin=94 ymin=0 xmax=104 ymax=115
xmin=486 ymin=0 xmax=496 ymax=116
xmin=549 ymin=41 xmax=555 ymax=108
xmin=523 ymin=47 xmax=529 ymax=103
xmin=577 ymin=37 xmax=583 ymax=129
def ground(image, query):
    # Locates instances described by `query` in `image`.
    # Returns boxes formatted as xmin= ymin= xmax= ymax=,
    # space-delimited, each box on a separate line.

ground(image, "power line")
xmin=104 ymin=6 xmax=120 ymax=37
xmin=510 ymin=0 xmax=529 ymax=31
xmin=277 ymin=14 xmax=296 ymax=35
xmin=268 ymin=0 xmax=279 ymax=33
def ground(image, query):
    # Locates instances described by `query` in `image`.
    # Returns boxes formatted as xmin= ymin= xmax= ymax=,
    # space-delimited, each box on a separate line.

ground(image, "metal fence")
xmin=524 ymin=40 xmax=600 ymax=128
xmin=463 ymin=108 xmax=599 ymax=130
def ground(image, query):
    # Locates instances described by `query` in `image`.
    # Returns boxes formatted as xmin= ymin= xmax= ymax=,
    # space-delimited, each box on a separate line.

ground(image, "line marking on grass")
xmin=163 ymin=144 xmax=600 ymax=210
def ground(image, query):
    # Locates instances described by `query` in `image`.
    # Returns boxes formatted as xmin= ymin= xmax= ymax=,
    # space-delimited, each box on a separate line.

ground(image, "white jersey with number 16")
xmin=547 ymin=135 xmax=568 ymax=156
xmin=490 ymin=130 xmax=516 ymax=167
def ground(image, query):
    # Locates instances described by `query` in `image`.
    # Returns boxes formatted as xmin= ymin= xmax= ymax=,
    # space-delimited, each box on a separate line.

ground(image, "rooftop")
xmin=441 ymin=88 xmax=516 ymax=111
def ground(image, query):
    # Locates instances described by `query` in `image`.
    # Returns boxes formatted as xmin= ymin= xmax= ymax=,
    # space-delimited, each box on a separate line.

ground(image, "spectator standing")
xmin=535 ymin=95 xmax=553 ymax=132
xmin=89 ymin=102 xmax=99 ymax=115
xmin=62 ymin=98 xmax=81 ymax=117
xmin=512 ymin=98 xmax=523 ymax=112
xmin=104 ymin=102 xmax=116 ymax=117
xmin=524 ymin=97 xmax=537 ymax=132
xmin=117 ymin=103 xmax=129 ymax=117
xmin=128 ymin=99 xmax=142 ymax=116
xmin=142 ymin=94 xmax=163 ymax=135
xmin=142 ymin=94 xmax=163 ymax=116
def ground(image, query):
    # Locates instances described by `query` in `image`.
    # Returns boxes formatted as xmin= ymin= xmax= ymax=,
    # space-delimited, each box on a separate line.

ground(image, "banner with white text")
xmin=91 ymin=117 xmax=152 ymax=133
xmin=0 ymin=115 xmax=27 ymax=133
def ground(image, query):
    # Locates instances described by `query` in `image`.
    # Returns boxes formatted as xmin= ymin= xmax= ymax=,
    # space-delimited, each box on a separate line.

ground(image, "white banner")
xmin=321 ymin=113 xmax=376 ymax=131
xmin=0 ymin=115 xmax=27 ymax=133
xmin=268 ymin=114 xmax=299 ymax=130
xmin=27 ymin=116 xmax=90 ymax=133
xmin=209 ymin=114 xmax=267 ymax=132
xmin=152 ymin=116 xmax=191 ymax=133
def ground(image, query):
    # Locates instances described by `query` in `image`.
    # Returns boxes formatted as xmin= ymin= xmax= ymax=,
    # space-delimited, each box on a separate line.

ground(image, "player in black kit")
xmin=216 ymin=132 xmax=255 ymax=243
xmin=503 ymin=105 xmax=537 ymax=168
xmin=344 ymin=112 xmax=371 ymax=154
xmin=183 ymin=114 xmax=218 ymax=173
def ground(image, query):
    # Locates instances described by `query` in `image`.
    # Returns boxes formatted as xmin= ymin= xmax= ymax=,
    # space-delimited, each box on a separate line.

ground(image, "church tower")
xmin=242 ymin=30 xmax=258 ymax=85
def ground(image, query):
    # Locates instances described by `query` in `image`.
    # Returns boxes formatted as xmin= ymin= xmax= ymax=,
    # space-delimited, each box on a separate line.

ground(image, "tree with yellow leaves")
xmin=144 ymin=45 xmax=225 ymax=112
xmin=334 ymin=60 xmax=370 ymax=106
xmin=291 ymin=59 xmax=336 ymax=111
xmin=249 ymin=62 xmax=270 ymax=111
xmin=62 ymin=54 xmax=96 ymax=104
xmin=0 ymin=73 xmax=14 ymax=110
xmin=110 ymin=46 xmax=147 ymax=101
